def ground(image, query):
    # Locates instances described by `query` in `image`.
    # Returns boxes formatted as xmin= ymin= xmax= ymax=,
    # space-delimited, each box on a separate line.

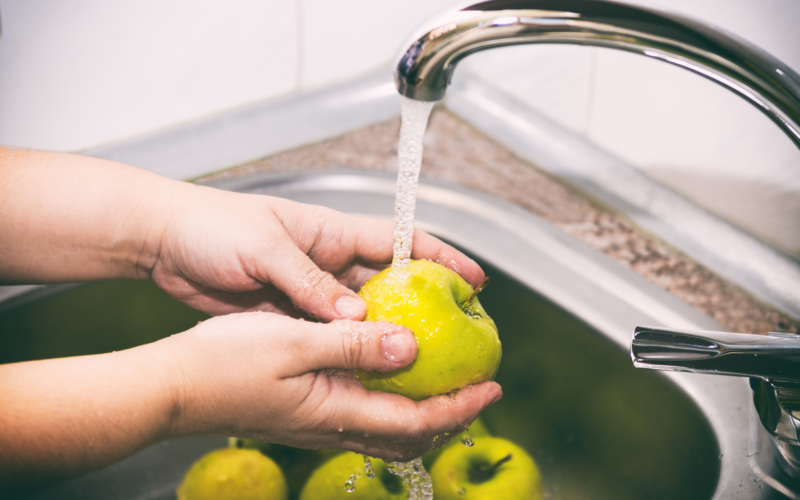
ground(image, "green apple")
xmin=299 ymin=452 xmax=406 ymax=500
xmin=423 ymin=416 xmax=490 ymax=469
xmin=177 ymin=447 xmax=288 ymax=500
xmin=356 ymin=259 xmax=501 ymax=401
xmin=228 ymin=438 xmax=341 ymax=499
xmin=430 ymin=436 xmax=543 ymax=500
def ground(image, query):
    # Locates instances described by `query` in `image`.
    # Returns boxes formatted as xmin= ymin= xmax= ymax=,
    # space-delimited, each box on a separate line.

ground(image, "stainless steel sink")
xmin=3 ymin=170 xmax=765 ymax=499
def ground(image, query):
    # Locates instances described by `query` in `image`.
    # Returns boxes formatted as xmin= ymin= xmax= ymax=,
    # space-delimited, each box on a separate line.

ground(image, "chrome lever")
xmin=631 ymin=326 xmax=800 ymax=383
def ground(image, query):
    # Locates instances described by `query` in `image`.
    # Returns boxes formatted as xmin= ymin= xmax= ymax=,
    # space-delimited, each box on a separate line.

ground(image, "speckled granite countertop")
xmin=199 ymin=109 xmax=798 ymax=335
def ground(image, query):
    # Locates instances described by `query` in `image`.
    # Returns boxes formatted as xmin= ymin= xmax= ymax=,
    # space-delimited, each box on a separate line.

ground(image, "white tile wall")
xmin=0 ymin=0 xmax=298 ymax=151
xmin=459 ymin=45 xmax=597 ymax=135
xmin=300 ymin=0 xmax=463 ymax=90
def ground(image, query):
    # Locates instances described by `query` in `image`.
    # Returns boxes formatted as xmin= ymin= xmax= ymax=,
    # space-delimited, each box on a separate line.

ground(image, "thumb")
xmin=287 ymin=320 xmax=417 ymax=376
xmin=261 ymin=233 xmax=367 ymax=321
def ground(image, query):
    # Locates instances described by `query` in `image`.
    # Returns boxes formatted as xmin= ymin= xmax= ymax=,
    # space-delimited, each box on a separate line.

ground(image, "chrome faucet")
xmin=392 ymin=0 xmax=800 ymax=148
xmin=631 ymin=327 xmax=800 ymax=482
xmin=394 ymin=0 xmax=800 ymax=492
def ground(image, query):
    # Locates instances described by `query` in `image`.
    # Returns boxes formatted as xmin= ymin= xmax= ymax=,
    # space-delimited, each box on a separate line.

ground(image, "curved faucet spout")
xmin=393 ymin=0 xmax=800 ymax=148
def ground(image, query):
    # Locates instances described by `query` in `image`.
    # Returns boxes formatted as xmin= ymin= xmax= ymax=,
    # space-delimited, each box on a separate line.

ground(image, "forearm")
xmin=0 ymin=146 xmax=192 ymax=284
xmin=0 ymin=338 xmax=180 ymax=494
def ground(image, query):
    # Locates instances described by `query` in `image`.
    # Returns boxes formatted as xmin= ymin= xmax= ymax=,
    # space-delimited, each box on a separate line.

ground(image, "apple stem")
xmin=493 ymin=453 xmax=513 ymax=469
xmin=469 ymin=453 xmax=513 ymax=483
xmin=462 ymin=277 xmax=491 ymax=305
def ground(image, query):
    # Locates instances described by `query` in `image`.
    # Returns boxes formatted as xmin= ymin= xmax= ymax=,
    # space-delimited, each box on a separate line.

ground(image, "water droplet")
xmin=363 ymin=456 xmax=376 ymax=479
xmin=754 ymin=478 xmax=761 ymax=482
xmin=338 ymin=426 xmax=344 ymax=432
xmin=462 ymin=434 xmax=475 ymax=447
xmin=345 ymin=474 xmax=356 ymax=493
xmin=458 ymin=487 xmax=467 ymax=496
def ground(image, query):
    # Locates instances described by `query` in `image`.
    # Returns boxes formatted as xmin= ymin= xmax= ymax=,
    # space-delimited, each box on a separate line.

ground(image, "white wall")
xmin=0 ymin=0 xmax=798 ymax=255
xmin=0 ymin=0 xmax=462 ymax=152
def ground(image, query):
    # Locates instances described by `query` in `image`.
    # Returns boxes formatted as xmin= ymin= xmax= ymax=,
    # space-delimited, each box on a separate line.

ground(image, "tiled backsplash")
xmin=0 ymin=0 xmax=460 ymax=152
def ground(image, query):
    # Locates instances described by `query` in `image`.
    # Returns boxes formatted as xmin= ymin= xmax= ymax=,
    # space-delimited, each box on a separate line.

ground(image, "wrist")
xmin=157 ymin=330 xmax=206 ymax=440
xmin=124 ymin=176 xmax=198 ymax=280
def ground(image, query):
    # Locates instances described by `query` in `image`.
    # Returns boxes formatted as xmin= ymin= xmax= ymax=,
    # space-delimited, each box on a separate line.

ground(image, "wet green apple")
xmin=356 ymin=259 xmax=501 ymax=401
xmin=299 ymin=452 xmax=405 ymax=500
xmin=430 ymin=436 xmax=543 ymax=500
xmin=228 ymin=437 xmax=341 ymax=499
xmin=177 ymin=447 xmax=288 ymax=500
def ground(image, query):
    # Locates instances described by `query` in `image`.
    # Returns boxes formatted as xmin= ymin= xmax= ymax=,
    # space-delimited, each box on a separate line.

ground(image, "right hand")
xmin=164 ymin=312 xmax=503 ymax=462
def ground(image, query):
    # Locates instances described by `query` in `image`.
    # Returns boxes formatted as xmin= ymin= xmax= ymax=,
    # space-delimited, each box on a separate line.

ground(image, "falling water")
xmin=353 ymin=96 xmax=438 ymax=499
xmin=389 ymin=96 xmax=436 ymax=498
xmin=363 ymin=455 xmax=376 ymax=479
xmin=345 ymin=474 xmax=357 ymax=493
xmin=391 ymin=96 xmax=435 ymax=269
xmin=387 ymin=457 xmax=434 ymax=500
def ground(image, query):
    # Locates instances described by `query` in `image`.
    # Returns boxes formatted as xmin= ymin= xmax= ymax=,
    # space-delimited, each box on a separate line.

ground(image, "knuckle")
xmin=344 ymin=331 xmax=366 ymax=370
xmin=295 ymin=267 xmax=338 ymax=304
xmin=336 ymin=320 xmax=370 ymax=370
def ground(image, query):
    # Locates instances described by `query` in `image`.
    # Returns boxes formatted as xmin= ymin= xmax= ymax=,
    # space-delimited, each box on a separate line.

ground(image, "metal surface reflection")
xmin=392 ymin=0 xmax=800 ymax=148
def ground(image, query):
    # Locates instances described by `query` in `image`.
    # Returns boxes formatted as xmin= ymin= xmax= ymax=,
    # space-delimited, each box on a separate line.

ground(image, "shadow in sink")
xmin=0 ymin=280 xmax=208 ymax=366
xmin=475 ymin=255 xmax=719 ymax=500
xmin=2 ymin=253 xmax=719 ymax=500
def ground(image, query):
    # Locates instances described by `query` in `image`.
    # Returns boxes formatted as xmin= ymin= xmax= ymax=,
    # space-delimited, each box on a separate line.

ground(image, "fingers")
xmin=410 ymin=230 xmax=485 ymax=289
xmin=261 ymin=232 xmax=368 ymax=322
xmin=284 ymin=319 xmax=417 ymax=376
xmin=328 ymin=380 xmax=503 ymax=462
xmin=344 ymin=216 xmax=485 ymax=289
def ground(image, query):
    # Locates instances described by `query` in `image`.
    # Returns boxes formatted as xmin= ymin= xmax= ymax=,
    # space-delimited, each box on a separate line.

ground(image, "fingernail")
xmin=335 ymin=295 xmax=365 ymax=319
xmin=381 ymin=330 xmax=416 ymax=364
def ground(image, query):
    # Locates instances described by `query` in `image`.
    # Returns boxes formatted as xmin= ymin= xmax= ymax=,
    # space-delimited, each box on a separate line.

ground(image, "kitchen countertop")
xmin=198 ymin=109 xmax=798 ymax=335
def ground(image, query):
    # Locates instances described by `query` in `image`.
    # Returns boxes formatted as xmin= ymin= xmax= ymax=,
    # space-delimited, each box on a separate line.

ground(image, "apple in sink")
xmin=177 ymin=447 xmax=288 ymax=500
xmin=430 ymin=436 xmax=543 ymax=499
xmin=299 ymin=452 xmax=405 ymax=499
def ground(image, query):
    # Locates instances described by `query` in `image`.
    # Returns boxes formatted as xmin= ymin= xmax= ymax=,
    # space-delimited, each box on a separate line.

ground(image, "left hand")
xmin=148 ymin=185 xmax=485 ymax=320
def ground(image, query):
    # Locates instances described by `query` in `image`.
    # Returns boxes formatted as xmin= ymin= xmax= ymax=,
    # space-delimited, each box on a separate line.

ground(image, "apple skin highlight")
xmin=355 ymin=259 xmax=501 ymax=401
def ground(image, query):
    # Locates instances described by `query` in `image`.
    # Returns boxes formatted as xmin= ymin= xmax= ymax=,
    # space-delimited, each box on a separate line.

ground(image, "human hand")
xmin=148 ymin=185 xmax=484 ymax=319
xmin=166 ymin=312 xmax=502 ymax=461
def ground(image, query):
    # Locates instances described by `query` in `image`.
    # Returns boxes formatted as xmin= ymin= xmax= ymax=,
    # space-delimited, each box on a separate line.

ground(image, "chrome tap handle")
xmin=630 ymin=326 xmax=800 ymax=383
xmin=393 ymin=0 xmax=800 ymax=149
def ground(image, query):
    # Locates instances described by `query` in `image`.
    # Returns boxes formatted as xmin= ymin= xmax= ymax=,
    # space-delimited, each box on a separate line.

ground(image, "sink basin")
xmin=3 ymin=170 xmax=759 ymax=499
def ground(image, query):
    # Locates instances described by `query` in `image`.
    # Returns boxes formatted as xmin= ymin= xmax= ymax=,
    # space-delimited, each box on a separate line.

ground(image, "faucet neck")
xmin=394 ymin=0 xmax=800 ymax=149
